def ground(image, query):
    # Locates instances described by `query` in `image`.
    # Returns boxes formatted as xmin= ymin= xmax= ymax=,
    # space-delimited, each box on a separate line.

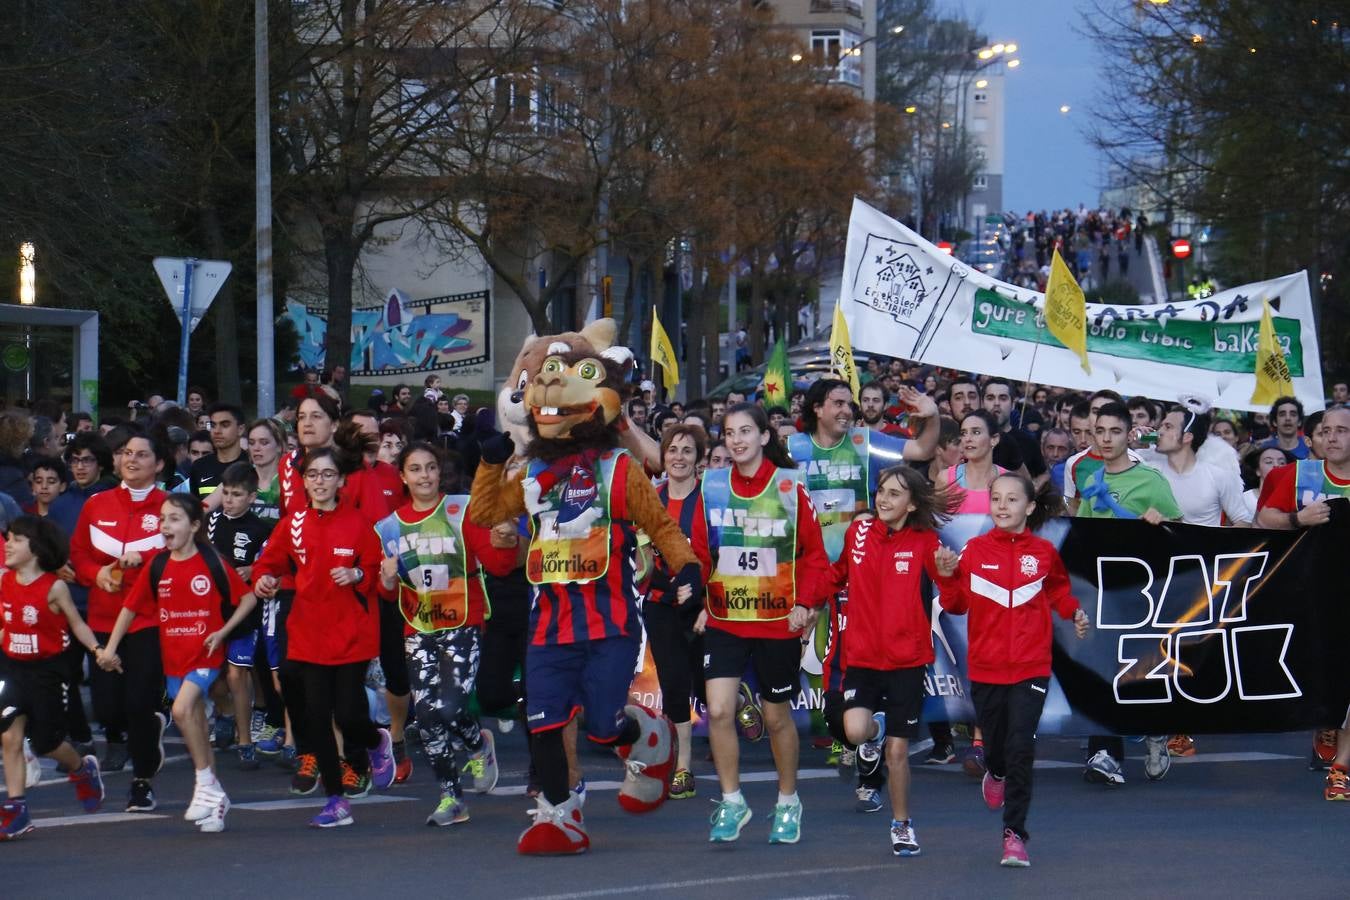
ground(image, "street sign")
xmin=936 ymin=241 xmax=954 ymax=255
xmin=153 ymin=257 xmax=232 ymax=332
xmin=1171 ymin=239 xmax=1193 ymax=260
xmin=154 ymin=256 xmax=232 ymax=405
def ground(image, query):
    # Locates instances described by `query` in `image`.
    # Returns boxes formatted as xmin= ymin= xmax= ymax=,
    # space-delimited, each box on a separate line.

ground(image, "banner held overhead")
xmin=839 ymin=199 xmax=1324 ymax=412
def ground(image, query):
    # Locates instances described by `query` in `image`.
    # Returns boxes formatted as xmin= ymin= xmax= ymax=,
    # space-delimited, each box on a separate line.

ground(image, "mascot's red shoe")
xmin=616 ymin=704 xmax=677 ymax=813
xmin=517 ymin=791 xmax=589 ymax=855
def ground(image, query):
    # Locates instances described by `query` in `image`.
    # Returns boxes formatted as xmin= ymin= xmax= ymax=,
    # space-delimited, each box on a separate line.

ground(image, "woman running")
xmin=69 ymin=429 xmax=169 ymax=812
xmin=646 ymin=424 xmax=712 ymax=800
xmin=252 ymin=438 xmax=391 ymax=829
xmin=102 ymin=495 xmax=258 ymax=834
xmin=696 ymin=403 xmax=830 ymax=844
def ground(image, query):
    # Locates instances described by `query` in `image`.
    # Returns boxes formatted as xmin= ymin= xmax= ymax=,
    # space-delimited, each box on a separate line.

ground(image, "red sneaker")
xmin=393 ymin=756 xmax=413 ymax=785
xmin=517 ymin=793 xmax=589 ymax=855
xmin=1313 ymin=729 xmax=1339 ymax=769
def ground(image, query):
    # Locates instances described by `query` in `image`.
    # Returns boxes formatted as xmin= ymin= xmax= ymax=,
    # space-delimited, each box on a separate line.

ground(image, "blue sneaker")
xmin=309 ymin=795 xmax=353 ymax=828
xmin=768 ymin=799 xmax=803 ymax=844
xmin=858 ymin=712 xmax=886 ymax=765
xmin=257 ymin=726 xmax=285 ymax=757
xmin=237 ymin=744 xmax=261 ymax=771
xmin=0 ymin=800 xmax=33 ymax=841
xmin=854 ymin=786 xmax=883 ymax=814
xmin=369 ymin=727 xmax=395 ymax=790
xmin=249 ymin=709 xmax=267 ymax=743
xmin=70 ymin=755 xmax=105 ymax=813
xmin=708 ymin=797 xmax=752 ymax=842
xmin=213 ymin=714 xmax=236 ymax=750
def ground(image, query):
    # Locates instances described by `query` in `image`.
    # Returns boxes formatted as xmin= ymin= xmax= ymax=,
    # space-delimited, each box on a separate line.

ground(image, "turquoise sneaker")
xmin=708 ymin=798 xmax=752 ymax=842
xmin=768 ymin=800 xmax=802 ymax=844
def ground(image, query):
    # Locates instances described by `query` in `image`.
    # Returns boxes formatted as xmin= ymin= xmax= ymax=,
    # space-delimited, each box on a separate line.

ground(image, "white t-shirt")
xmin=1139 ymin=445 xmax=1250 ymax=526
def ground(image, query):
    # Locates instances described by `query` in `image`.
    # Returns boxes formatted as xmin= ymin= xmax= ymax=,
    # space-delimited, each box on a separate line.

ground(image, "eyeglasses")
xmin=303 ymin=469 xmax=340 ymax=482
xmin=68 ymin=455 xmax=98 ymax=465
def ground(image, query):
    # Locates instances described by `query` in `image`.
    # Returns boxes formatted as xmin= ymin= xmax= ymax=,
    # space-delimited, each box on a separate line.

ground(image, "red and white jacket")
xmin=936 ymin=527 xmax=1080 ymax=685
xmin=823 ymin=518 xmax=940 ymax=671
xmin=251 ymin=501 xmax=381 ymax=666
xmin=70 ymin=485 xmax=168 ymax=633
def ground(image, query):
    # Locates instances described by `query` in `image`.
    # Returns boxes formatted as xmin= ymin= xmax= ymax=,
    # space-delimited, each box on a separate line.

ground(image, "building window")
xmin=972 ymin=117 xmax=989 ymax=133
xmin=974 ymin=146 xmax=988 ymax=162
xmin=972 ymin=175 xmax=989 ymax=190
xmin=973 ymin=91 xmax=988 ymax=103
xmin=811 ymin=29 xmax=862 ymax=86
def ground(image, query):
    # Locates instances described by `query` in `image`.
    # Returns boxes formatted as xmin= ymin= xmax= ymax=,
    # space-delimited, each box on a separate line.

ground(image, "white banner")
xmin=839 ymin=199 xmax=1324 ymax=412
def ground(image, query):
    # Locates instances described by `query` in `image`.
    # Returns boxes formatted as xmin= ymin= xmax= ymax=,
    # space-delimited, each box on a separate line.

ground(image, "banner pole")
xmin=1020 ymin=314 xmax=1044 ymax=426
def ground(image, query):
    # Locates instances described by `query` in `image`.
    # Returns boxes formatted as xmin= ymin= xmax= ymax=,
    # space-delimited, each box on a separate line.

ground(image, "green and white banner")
xmin=839 ymin=199 xmax=1324 ymax=412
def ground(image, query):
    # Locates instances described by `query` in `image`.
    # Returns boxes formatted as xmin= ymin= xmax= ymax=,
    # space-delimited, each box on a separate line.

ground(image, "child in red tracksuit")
xmin=822 ymin=465 xmax=959 ymax=859
xmin=252 ymin=444 xmax=387 ymax=830
xmin=936 ymin=472 xmax=1089 ymax=869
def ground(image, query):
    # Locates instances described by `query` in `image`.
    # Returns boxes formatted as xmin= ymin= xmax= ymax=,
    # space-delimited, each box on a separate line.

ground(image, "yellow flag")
xmin=1044 ymin=248 xmax=1091 ymax=373
xmin=830 ymin=303 xmax=860 ymax=402
xmin=650 ymin=306 xmax=679 ymax=390
xmin=1250 ymin=299 xmax=1293 ymax=405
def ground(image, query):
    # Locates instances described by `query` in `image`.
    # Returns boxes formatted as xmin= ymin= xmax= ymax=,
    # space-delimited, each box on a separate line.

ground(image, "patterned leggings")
xmin=405 ymin=627 xmax=484 ymax=797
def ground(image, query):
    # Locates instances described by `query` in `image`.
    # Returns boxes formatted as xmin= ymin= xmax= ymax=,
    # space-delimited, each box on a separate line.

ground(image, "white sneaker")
xmin=1083 ymin=749 xmax=1125 ymax=786
xmin=196 ymin=791 xmax=230 ymax=833
xmin=1144 ymin=736 xmax=1171 ymax=781
xmin=185 ymin=781 xmax=225 ymax=821
xmin=23 ymin=739 xmax=41 ymax=789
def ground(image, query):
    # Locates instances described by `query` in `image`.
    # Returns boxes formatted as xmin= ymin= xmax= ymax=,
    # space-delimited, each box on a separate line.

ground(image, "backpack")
xmin=148 ymin=543 xmax=255 ymax=643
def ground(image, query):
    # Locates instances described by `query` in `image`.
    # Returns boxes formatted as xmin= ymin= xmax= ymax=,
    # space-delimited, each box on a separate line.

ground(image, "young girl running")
xmin=942 ymin=409 xmax=1009 ymax=776
xmin=252 ymin=442 xmax=390 ymax=829
xmin=695 ymin=403 xmax=830 ymax=845
xmin=374 ymin=443 xmax=518 ymax=826
xmin=0 ymin=516 xmax=106 ymax=840
xmin=935 ymin=472 xmax=1089 ymax=868
xmin=102 ymin=495 xmax=258 ymax=833
xmin=822 ymin=466 xmax=959 ymax=857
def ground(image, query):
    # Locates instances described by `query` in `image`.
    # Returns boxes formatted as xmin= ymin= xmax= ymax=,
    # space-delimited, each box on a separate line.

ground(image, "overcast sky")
xmin=954 ymin=0 xmax=1106 ymax=213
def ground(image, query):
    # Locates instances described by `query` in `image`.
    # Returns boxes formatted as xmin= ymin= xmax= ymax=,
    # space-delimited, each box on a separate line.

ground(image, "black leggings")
xmin=641 ymin=600 xmax=705 ymax=724
xmin=89 ymin=628 xmax=163 ymax=779
xmin=477 ymin=569 xmax=531 ymax=716
xmin=62 ymin=641 xmax=93 ymax=744
xmin=378 ymin=599 xmax=411 ymax=697
xmin=972 ymin=678 xmax=1048 ymax=841
xmin=280 ymin=660 xmax=379 ymax=797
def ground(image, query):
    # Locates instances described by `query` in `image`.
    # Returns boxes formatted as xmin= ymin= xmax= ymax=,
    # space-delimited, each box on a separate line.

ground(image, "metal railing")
xmin=809 ymin=0 xmax=863 ymax=17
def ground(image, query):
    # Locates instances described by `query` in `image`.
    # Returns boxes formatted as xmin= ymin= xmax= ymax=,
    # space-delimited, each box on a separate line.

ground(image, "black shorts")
xmin=703 ymin=627 xmax=801 ymax=704
xmin=842 ymin=665 xmax=926 ymax=740
xmin=0 ymin=654 xmax=70 ymax=754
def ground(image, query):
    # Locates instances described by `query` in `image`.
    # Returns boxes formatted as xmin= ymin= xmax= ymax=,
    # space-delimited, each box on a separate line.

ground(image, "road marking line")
xmin=527 ymin=865 xmax=895 ymax=900
xmin=32 ymin=812 xmax=167 ymax=828
xmin=233 ymin=795 xmax=417 ymax=811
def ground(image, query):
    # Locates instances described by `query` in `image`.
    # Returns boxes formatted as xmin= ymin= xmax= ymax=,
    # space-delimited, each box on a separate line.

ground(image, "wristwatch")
xmin=1287 ymin=511 xmax=1299 ymax=529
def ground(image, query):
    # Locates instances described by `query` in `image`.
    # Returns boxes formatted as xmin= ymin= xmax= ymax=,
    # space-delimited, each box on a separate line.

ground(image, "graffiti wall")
xmin=285 ymin=289 xmax=492 ymax=390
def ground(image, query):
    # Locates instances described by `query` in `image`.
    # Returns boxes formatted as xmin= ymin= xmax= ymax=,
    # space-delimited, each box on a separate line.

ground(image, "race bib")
xmin=716 ymin=546 xmax=778 ymax=577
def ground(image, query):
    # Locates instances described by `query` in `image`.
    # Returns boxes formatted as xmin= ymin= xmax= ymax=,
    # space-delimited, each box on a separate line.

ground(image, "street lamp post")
xmin=18 ymin=242 xmax=36 ymax=400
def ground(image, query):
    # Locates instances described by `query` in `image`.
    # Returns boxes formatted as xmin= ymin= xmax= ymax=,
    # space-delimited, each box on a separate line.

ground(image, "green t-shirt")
xmin=1075 ymin=463 xmax=1182 ymax=520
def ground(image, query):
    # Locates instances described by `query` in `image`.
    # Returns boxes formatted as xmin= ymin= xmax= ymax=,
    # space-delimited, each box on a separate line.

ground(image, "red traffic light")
xmin=1171 ymin=238 xmax=1192 ymax=260
xmin=936 ymin=241 xmax=954 ymax=255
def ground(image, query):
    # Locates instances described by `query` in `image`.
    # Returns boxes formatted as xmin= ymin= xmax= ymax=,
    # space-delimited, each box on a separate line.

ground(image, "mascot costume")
xmin=473 ymin=322 xmax=702 ymax=855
